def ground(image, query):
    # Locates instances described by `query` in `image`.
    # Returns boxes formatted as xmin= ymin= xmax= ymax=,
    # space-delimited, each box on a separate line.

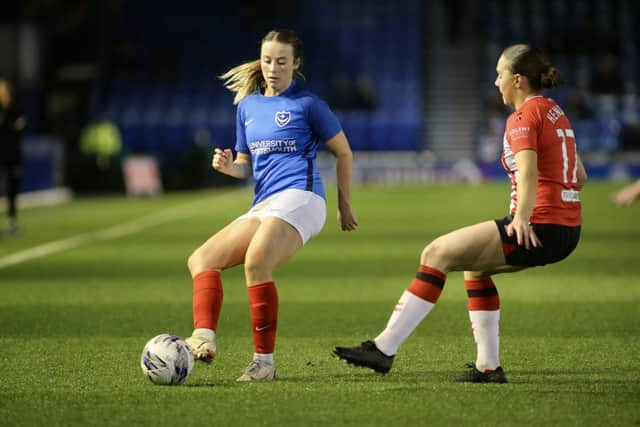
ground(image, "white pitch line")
xmin=0 ymin=200 xmax=210 ymax=270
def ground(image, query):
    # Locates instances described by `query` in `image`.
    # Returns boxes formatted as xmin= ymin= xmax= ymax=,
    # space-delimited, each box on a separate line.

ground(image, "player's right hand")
xmin=212 ymin=148 xmax=233 ymax=172
xmin=506 ymin=215 xmax=541 ymax=250
xmin=337 ymin=207 xmax=358 ymax=231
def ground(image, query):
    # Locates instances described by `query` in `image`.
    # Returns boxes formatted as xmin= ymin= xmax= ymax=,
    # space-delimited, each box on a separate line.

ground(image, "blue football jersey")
xmin=235 ymin=81 xmax=342 ymax=205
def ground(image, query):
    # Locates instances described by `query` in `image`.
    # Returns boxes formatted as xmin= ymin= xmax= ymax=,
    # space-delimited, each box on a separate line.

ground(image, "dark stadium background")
xmin=1 ymin=0 xmax=638 ymax=195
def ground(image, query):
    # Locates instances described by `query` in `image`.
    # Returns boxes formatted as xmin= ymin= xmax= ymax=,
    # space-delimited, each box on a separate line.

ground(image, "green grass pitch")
xmin=0 ymin=181 xmax=638 ymax=426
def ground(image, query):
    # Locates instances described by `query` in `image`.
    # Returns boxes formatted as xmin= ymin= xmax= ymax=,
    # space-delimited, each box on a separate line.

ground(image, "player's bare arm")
xmin=509 ymin=149 xmax=541 ymax=249
xmin=212 ymin=148 xmax=252 ymax=179
xmin=612 ymin=179 xmax=640 ymax=206
xmin=326 ymin=131 xmax=358 ymax=231
xmin=575 ymin=154 xmax=588 ymax=189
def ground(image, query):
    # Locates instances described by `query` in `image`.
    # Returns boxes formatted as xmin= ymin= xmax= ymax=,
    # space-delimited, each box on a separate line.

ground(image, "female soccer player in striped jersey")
xmin=335 ymin=44 xmax=587 ymax=383
xmin=186 ymin=29 xmax=358 ymax=381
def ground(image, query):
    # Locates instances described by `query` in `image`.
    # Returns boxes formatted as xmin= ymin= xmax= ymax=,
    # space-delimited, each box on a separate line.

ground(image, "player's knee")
xmin=187 ymin=250 xmax=202 ymax=275
xmin=244 ymin=257 xmax=271 ymax=282
xmin=244 ymin=259 xmax=267 ymax=276
xmin=188 ymin=246 xmax=219 ymax=275
xmin=420 ymin=238 xmax=450 ymax=266
xmin=464 ymin=270 xmax=490 ymax=280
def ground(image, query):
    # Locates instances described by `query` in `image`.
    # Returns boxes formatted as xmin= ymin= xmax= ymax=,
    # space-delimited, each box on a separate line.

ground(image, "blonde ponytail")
xmin=219 ymin=59 xmax=264 ymax=105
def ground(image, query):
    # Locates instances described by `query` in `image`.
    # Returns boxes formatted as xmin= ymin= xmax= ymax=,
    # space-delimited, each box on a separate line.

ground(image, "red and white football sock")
xmin=375 ymin=265 xmax=446 ymax=356
xmin=248 ymin=281 xmax=278 ymax=359
xmin=192 ymin=270 xmax=223 ymax=333
xmin=466 ymin=278 xmax=500 ymax=372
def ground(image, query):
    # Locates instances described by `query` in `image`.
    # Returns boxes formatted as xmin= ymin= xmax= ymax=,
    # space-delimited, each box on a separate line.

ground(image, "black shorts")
xmin=495 ymin=216 xmax=581 ymax=267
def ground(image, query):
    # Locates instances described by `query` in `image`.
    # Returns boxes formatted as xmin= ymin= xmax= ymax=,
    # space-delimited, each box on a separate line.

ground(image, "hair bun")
xmin=540 ymin=66 xmax=564 ymax=89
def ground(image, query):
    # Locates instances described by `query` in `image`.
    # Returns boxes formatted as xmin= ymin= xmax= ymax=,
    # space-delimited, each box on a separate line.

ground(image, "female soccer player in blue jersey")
xmin=184 ymin=29 xmax=358 ymax=381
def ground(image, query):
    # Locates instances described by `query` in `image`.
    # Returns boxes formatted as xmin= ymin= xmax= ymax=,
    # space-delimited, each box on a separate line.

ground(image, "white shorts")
xmin=236 ymin=189 xmax=327 ymax=245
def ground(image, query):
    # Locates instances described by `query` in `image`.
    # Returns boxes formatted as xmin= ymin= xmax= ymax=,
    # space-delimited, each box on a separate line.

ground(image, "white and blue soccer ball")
xmin=140 ymin=334 xmax=194 ymax=385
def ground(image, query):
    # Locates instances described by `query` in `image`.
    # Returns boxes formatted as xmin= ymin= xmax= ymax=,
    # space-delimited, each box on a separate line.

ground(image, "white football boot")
xmin=236 ymin=360 xmax=277 ymax=382
xmin=185 ymin=331 xmax=217 ymax=363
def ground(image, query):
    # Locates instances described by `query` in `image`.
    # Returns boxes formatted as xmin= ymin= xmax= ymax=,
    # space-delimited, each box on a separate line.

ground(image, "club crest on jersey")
xmin=275 ymin=111 xmax=291 ymax=127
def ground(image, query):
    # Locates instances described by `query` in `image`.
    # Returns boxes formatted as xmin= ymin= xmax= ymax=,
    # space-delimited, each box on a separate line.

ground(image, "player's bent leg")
xmin=188 ymin=270 xmax=223 ymax=363
xmin=187 ymin=218 xmax=261 ymax=276
xmin=334 ymin=221 xmax=510 ymax=376
xmin=420 ymin=220 xmax=507 ymax=273
xmin=186 ymin=219 xmax=260 ymax=363
xmin=456 ymin=268 xmax=524 ymax=382
xmin=243 ymin=217 xmax=303 ymax=284
xmin=462 ymin=270 xmax=502 ymax=379
xmin=239 ymin=217 xmax=303 ymax=381
xmin=334 ymin=266 xmax=446 ymax=374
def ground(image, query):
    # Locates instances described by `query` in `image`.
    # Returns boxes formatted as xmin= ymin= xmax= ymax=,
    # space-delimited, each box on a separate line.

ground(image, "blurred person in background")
xmin=80 ymin=114 xmax=122 ymax=171
xmin=0 ymin=78 xmax=26 ymax=235
xmin=334 ymin=44 xmax=587 ymax=383
xmin=477 ymin=91 xmax=509 ymax=163
xmin=328 ymin=72 xmax=378 ymax=111
xmin=328 ymin=72 xmax=356 ymax=110
xmin=353 ymin=73 xmax=378 ymax=111
xmin=611 ymin=180 xmax=640 ymax=206
xmin=185 ymin=29 xmax=358 ymax=381
xmin=73 ymin=114 xmax=124 ymax=193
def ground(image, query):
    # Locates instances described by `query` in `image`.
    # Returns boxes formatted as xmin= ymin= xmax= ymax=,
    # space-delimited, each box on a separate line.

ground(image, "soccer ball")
xmin=140 ymin=334 xmax=194 ymax=385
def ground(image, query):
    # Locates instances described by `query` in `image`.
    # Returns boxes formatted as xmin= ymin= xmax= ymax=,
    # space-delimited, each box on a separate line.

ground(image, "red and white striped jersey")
xmin=501 ymin=96 xmax=582 ymax=226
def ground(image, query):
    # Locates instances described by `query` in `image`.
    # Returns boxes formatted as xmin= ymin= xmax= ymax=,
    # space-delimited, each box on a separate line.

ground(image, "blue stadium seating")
xmin=96 ymin=0 xmax=637 ymax=166
xmin=479 ymin=0 xmax=640 ymax=155
xmin=94 ymin=0 xmax=424 ymax=165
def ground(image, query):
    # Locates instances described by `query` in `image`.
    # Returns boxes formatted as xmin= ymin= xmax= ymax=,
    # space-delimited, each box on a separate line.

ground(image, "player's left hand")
xmin=611 ymin=187 xmax=640 ymax=206
xmin=507 ymin=216 xmax=541 ymax=250
xmin=337 ymin=207 xmax=358 ymax=231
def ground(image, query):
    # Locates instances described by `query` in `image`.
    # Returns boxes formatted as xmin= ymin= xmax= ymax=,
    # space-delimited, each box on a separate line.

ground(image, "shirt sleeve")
xmin=234 ymin=104 xmax=249 ymax=154
xmin=506 ymin=111 xmax=538 ymax=153
xmin=306 ymin=97 xmax=342 ymax=143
